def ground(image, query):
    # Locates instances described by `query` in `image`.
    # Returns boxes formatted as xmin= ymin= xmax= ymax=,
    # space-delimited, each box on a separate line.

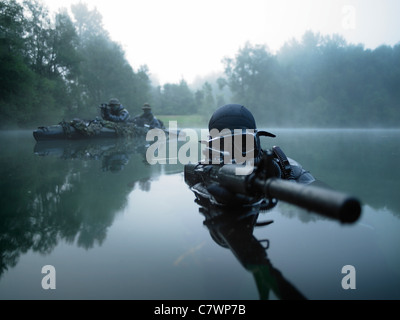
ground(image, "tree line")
xmin=221 ymin=32 xmax=400 ymax=128
xmin=1 ymin=0 xmax=154 ymax=127
xmin=1 ymin=0 xmax=399 ymax=129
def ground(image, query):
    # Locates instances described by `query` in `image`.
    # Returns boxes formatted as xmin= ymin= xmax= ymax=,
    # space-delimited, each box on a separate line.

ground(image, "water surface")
xmin=0 ymin=129 xmax=399 ymax=300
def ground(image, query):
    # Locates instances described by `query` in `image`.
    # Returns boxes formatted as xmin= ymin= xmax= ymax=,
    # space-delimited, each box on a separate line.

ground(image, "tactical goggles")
xmin=202 ymin=130 xmax=275 ymax=163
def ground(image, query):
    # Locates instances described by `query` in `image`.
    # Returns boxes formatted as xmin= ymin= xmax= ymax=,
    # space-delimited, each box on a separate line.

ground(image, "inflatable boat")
xmin=32 ymin=118 xmax=171 ymax=141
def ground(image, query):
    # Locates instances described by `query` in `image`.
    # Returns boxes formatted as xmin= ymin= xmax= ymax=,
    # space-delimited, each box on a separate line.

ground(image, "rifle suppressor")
xmin=185 ymin=163 xmax=362 ymax=224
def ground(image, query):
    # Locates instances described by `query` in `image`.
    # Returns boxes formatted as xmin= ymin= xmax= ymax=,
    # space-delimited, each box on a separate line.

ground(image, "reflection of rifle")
xmin=184 ymin=150 xmax=362 ymax=224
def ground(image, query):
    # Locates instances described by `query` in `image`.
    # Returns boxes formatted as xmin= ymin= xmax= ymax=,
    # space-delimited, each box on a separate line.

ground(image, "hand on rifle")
xmin=98 ymin=103 xmax=108 ymax=109
xmin=98 ymin=103 xmax=110 ymax=117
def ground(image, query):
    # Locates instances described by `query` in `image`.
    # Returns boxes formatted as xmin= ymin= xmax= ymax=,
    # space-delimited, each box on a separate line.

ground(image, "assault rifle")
xmin=98 ymin=103 xmax=109 ymax=109
xmin=184 ymin=149 xmax=362 ymax=224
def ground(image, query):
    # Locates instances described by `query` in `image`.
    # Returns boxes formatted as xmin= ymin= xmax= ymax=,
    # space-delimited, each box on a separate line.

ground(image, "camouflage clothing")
xmin=70 ymin=118 xmax=103 ymax=136
xmin=101 ymin=120 xmax=148 ymax=138
xmin=59 ymin=118 xmax=148 ymax=138
xmin=133 ymin=110 xmax=165 ymax=129
xmin=133 ymin=103 xmax=165 ymax=129
xmin=101 ymin=104 xmax=130 ymax=122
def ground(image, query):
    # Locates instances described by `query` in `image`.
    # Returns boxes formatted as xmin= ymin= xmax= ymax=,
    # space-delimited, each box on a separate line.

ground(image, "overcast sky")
xmin=40 ymin=0 xmax=400 ymax=85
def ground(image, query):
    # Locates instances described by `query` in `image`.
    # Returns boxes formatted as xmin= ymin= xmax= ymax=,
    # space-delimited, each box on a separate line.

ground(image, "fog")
xmin=41 ymin=0 xmax=400 ymax=85
xmin=2 ymin=0 xmax=400 ymax=129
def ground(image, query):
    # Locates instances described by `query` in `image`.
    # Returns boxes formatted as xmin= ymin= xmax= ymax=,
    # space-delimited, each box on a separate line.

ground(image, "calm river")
xmin=0 ymin=128 xmax=399 ymax=300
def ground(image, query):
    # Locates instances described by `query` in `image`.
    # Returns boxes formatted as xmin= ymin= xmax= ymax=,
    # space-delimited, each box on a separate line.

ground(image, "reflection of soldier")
xmin=128 ymin=177 xmax=152 ymax=192
xmin=102 ymin=152 xmax=130 ymax=173
xmin=34 ymin=138 xmax=151 ymax=174
xmin=190 ymin=186 xmax=306 ymax=300
xmin=138 ymin=178 xmax=151 ymax=192
xmin=133 ymin=103 xmax=164 ymax=128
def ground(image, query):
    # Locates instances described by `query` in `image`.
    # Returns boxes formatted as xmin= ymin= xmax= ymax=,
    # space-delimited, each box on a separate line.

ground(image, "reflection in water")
xmin=1 ymin=129 xmax=399 ymax=299
xmin=33 ymin=137 xmax=150 ymax=173
xmin=191 ymin=190 xmax=306 ymax=300
xmin=0 ymin=135 xmax=181 ymax=279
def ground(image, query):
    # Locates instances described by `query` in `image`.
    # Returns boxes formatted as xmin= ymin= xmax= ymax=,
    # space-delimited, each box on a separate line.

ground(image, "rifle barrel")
xmin=184 ymin=163 xmax=362 ymax=223
xmin=256 ymin=178 xmax=361 ymax=223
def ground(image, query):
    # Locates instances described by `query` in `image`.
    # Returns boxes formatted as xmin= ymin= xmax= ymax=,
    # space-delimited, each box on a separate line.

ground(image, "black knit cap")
xmin=208 ymin=104 xmax=257 ymax=131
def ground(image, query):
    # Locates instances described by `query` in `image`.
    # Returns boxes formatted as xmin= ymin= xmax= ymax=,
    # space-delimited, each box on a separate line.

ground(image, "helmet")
xmin=108 ymin=98 xmax=120 ymax=106
xmin=208 ymin=104 xmax=256 ymax=131
xmin=142 ymin=103 xmax=151 ymax=110
xmin=207 ymin=104 xmax=275 ymax=162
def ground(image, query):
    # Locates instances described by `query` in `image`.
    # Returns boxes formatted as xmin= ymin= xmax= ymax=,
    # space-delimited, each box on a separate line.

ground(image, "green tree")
xmin=194 ymin=81 xmax=215 ymax=118
xmin=223 ymin=31 xmax=400 ymax=128
xmin=0 ymin=0 xmax=56 ymax=126
xmin=1 ymin=0 xmax=152 ymax=127
xmin=70 ymin=3 xmax=151 ymax=118
xmin=159 ymin=80 xmax=197 ymax=115
xmin=20 ymin=0 xmax=83 ymax=124
xmin=0 ymin=0 xmax=35 ymax=126
xmin=223 ymin=42 xmax=284 ymax=124
xmin=71 ymin=2 xmax=107 ymax=41
xmin=22 ymin=0 xmax=52 ymax=75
